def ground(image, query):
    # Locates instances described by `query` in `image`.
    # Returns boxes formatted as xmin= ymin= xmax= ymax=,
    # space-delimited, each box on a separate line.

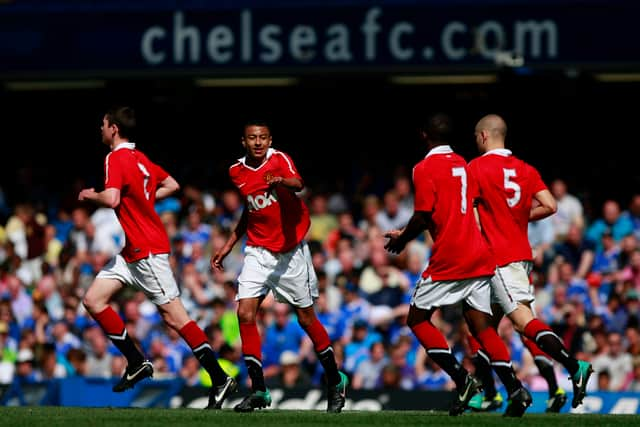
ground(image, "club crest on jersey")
xmin=263 ymin=172 xmax=274 ymax=182
xmin=247 ymin=190 xmax=278 ymax=211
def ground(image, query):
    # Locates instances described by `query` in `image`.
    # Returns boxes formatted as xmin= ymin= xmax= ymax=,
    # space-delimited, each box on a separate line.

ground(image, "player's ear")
xmin=241 ymin=137 xmax=246 ymax=148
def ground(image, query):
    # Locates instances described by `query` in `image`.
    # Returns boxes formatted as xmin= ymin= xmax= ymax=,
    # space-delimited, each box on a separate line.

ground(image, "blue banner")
xmin=3 ymin=378 xmax=640 ymax=414
xmin=0 ymin=2 xmax=637 ymax=77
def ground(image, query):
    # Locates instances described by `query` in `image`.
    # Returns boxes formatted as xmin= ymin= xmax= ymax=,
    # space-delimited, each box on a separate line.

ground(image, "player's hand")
xmin=265 ymin=175 xmax=284 ymax=187
xmin=78 ymin=188 xmax=97 ymax=201
xmin=210 ymin=249 xmax=228 ymax=271
xmin=384 ymin=229 xmax=406 ymax=254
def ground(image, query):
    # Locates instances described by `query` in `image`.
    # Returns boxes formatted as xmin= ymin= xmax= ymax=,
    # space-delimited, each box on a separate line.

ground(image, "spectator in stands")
xmin=550 ymin=179 xmax=585 ymax=242
xmin=308 ymin=192 xmax=338 ymax=244
xmin=552 ymin=224 xmax=595 ymax=280
xmin=586 ymin=200 xmax=634 ymax=253
xmin=375 ymin=189 xmax=412 ymax=234
xmin=621 ymin=193 xmax=640 ymax=241
xmin=85 ymin=326 xmax=114 ymax=378
xmin=267 ymin=350 xmax=312 ymax=389
xmin=352 ymin=341 xmax=388 ymax=390
xmin=592 ymin=331 xmax=633 ymax=391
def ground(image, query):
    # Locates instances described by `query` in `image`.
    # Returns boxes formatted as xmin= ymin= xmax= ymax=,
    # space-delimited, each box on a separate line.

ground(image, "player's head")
xmin=241 ymin=119 xmax=272 ymax=162
xmin=102 ymin=106 xmax=136 ymax=145
xmin=419 ymin=113 xmax=453 ymax=148
xmin=474 ymin=114 xmax=507 ymax=153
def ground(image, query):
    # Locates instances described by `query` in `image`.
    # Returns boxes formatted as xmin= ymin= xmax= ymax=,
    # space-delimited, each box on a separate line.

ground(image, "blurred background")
xmin=1 ymin=0 xmax=640 ymax=412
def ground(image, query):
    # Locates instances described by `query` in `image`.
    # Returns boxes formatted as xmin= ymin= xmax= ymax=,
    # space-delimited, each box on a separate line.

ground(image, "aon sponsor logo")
xmin=247 ymin=191 xmax=278 ymax=211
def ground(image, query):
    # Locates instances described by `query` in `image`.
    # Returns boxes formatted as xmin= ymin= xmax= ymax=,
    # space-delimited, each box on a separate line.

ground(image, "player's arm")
xmin=211 ymin=206 xmax=249 ymax=271
xmin=384 ymin=211 xmax=431 ymax=254
xmin=266 ymin=175 xmax=303 ymax=192
xmin=78 ymin=187 xmax=120 ymax=209
xmin=156 ymin=175 xmax=180 ymax=200
xmin=530 ymin=188 xmax=557 ymax=221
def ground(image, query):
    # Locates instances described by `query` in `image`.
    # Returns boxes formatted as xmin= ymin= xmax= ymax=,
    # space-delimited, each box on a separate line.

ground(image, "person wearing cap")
xmin=15 ymin=348 xmax=42 ymax=383
xmin=266 ymin=350 xmax=312 ymax=390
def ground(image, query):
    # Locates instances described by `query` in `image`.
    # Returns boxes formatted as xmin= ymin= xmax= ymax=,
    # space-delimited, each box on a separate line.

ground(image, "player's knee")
xmin=82 ymin=293 xmax=100 ymax=314
xmin=237 ymin=306 xmax=256 ymax=324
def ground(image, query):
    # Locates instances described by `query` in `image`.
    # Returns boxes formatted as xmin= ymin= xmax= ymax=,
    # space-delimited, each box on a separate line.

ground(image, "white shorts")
xmin=237 ymin=242 xmax=318 ymax=308
xmin=490 ymin=261 xmax=535 ymax=315
xmin=96 ymin=253 xmax=179 ymax=305
xmin=411 ymin=275 xmax=493 ymax=315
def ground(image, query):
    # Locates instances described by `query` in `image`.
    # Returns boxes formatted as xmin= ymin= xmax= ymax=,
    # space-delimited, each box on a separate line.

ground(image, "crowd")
xmin=0 ymin=173 xmax=639 ymax=395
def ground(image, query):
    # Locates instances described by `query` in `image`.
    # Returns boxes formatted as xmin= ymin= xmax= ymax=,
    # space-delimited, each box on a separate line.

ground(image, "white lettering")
xmin=241 ymin=10 xmax=252 ymax=62
xmin=259 ymin=25 xmax=283 ymax=63
xmin=475 ymin=20 xmax=506 ymax=60
xmin=206 ymin=26 xmax=234 ymax=63
xmin=290 ymin=25 xmax=317 ymax=62
xmin=361 ymin=7 xmax=382 ymax=60
xmin=137 ymin=8 xmax=560 ymax=68
xmin=141 ymin=27 xmax=166 ymax=65
xmin=247 ymin=191 xmax=278 ymax=211
xmin=610 ymin=398 xmax=639 ymax=414
xmin=441 ymin=21 xmax=467 ymax=60
xmin=514 ymin=20 xmax=557 ymax=58
xmin=174 ymin=11 xmax=200 ymax=63
xmin=389 ymin=21 xmax=414 ymax=60
xmin=324 ymin=24 xmax=352 ymax=62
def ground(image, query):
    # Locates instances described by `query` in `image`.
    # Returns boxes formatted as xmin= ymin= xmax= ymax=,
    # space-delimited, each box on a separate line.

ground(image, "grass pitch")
xmin=2 ymin=407 xmax=636 ymax=427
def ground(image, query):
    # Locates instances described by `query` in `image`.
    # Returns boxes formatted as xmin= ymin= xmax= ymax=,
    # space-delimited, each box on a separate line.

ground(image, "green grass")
xmin=2 ymin=407 xmax=637 ymax=427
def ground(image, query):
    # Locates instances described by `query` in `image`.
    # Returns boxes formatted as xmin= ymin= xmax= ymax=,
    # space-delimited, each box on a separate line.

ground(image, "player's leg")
xmin=407 ymin=304 xmax=480 ymax=416
xmin=467 ymin=318 xmax=503 ymax=412
xmin=295 ymin=305 xmax=348 ymax=413
xmin=521 ymin=335 xmax=567 ymax=412
xmin=494 ymin=262 xmax=592 ymax=408
xmin=82 ymin=256 xmax=149 ymax=392
xmin=463 ymin=275 xmax=531 ymax=417
xmin=235 ymin=295 xmax=271 ymax=412
xmin=156 ymin=297 xmax=236 ymax=408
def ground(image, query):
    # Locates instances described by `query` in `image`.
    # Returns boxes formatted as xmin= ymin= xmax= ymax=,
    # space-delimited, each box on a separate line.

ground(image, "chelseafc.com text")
xmin=140 ymin=7 xmax=558 ymax=66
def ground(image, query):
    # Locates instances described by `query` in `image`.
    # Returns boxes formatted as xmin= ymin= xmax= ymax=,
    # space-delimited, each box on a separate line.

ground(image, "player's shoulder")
xmin=271 ymin=149 xmax=294 ymax=162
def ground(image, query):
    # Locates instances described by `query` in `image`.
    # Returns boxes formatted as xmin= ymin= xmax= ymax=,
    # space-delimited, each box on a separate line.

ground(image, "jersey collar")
xmin=238 ymin=147 xmax=275 ymax=170
xmin=483 ymin=148 xmax=512 ymax=157
xmin=113 ymin=142 xmax=136 ymax=151
xmin=425 ymin=145 xmax=453 ymax=158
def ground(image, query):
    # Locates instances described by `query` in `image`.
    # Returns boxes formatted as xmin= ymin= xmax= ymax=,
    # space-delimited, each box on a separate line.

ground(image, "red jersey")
xmin=230 ymin=148 xmax=310 ymax=253
xmin=468 ymin=148 xmax=548 ymax=266
xmin=413 ymin=145 xmax=496 ymax=281
xmin=104 ymin=143 xmax=171 ymax=262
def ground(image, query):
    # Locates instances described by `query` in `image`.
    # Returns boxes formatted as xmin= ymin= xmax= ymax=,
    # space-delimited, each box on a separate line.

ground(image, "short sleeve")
xmin=275 ymin=151 xmax=302 ymax=180
xmin=104 ymin=153 xmax=123 ymax=190
xmin=413 ymin=163 xmax=436 ymax=212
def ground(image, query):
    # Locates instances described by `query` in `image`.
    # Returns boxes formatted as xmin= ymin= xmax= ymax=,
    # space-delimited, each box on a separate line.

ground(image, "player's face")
xmin=100 ymin=115 xmax=115 ymax=145
xmin=242 ymin=125 xmax=272 ymax=161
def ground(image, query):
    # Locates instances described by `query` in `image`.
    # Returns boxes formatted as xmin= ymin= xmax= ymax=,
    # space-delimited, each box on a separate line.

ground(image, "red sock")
xmin=467 ymin=334 xmax=482 ymax=356
xmin=94 ymin=306 xmax=125 ymax=337
xmin=410 ymin=321 xmax=449 ymax=350
xmin=522 ymin=335 xmax=551 ymax=360
xmin=239 ymin=322 xmax=262 ymax=360
xmin=476 ymin=328 xmax=510 ymax=364
xmin=93 ymin=306 xmax=143 ymax=366
xmin=303 ymin=318 xmax=331 ymax=353
xmin=523 ymin=318 xmax=553 ymax=341
xmin=179 ymin=320 xmax=208 ymax=350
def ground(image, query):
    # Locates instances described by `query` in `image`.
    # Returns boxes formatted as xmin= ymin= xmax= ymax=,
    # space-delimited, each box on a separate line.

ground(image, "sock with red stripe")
xmin=239 ymin=322 xmax=266 ymax=392
xmin=411 ymin=320 xmax=467 ymax=389
xmin=522 ymin=336 xmax=559 ymax=397
xmin=303 ymin=318 xmax=341 ymax=386
xmin=468 ymin=334 xmax=497 ymax=398
xmin=524 ymin=318 xmax=579 ymax=376
xmin=93 ymin=306 xmax=144 ymax=367
xmin=476 ymin=328 xmax=522 ymax=395
xmin=179 ymin=320 xmax=227 ymax=386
